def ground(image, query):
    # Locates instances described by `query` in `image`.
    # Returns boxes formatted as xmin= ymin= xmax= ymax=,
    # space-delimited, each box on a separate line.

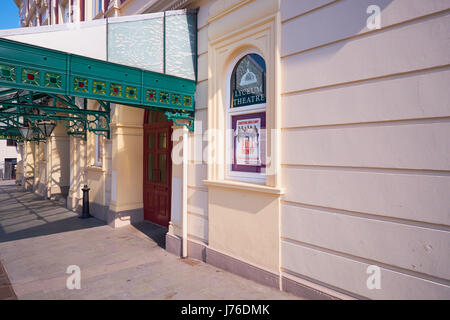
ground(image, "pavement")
xmin=0 ymin=260 xmax=16 ymax=300
xmin=0 ymin=180 xmax=301 ymax=300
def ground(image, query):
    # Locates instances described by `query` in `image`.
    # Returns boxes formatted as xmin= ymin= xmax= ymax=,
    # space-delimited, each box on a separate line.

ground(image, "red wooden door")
xmin=143 ymin=111 xmax=172 ymax=227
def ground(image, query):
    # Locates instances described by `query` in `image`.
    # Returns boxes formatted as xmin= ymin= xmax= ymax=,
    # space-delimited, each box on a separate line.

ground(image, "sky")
xmin=0 ymin=1 xmax=20 ymax=31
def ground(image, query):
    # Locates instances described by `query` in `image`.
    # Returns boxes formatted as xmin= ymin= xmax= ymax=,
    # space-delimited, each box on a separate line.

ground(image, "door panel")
xmin=143 ymin=113 xmax=172 ymax=227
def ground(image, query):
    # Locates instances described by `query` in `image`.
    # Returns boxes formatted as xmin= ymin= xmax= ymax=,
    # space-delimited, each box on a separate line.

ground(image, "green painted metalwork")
xmin=0 ymin=88 xmax=111 ymax=141
xmin=0 ymin=36 xmax=196 ymax=139
xmin=0 ymin=38 xmax=195 ymax=110
xmin=165 ymin=111 xmax=195 ymax=132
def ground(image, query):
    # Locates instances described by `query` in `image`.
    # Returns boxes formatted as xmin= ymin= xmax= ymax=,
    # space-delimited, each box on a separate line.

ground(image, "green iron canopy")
xmin=0 ymin=89 xmax=111 ymax=141
xmin=0 ymin=37 xmax=196 ymax=136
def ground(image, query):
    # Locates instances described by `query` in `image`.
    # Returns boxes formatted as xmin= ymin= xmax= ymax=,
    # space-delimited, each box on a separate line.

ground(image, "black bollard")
xmin=79 ymin=185 xmax=91 ymax=219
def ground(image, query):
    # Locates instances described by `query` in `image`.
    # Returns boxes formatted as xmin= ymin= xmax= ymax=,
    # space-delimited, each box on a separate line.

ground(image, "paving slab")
xmin=0 ymin=182 xmax=302 ymax=300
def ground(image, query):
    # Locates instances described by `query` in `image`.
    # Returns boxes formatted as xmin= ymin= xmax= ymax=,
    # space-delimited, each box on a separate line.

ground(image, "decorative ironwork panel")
xmin=22 ymin=68 xmax=40 ymax=85
xmin=74 ymin=77 xmax=89 ymax=92
xmin=45 ymin=72 xmax=62 ymax=88
xmin=110 ymin=83 xmax=122 ymax=97
xmin=0 ymin=64 xmax=16 ymax=82
xmin=93 ymin=80 xmax=106 ymax=95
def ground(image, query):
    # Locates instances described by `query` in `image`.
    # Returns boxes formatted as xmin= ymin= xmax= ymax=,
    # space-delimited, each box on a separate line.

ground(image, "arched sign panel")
xmin=230 ymin=53 xmax=266 ymax=108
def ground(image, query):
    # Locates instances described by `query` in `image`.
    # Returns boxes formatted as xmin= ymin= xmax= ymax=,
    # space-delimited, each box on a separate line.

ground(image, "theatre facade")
xmin=1 ymin=0 xmax=449 ymax=299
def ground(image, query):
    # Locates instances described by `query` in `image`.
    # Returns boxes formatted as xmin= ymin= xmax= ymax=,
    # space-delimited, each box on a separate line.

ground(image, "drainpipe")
xmin=182 ymin=126 xmax=188 ymax=258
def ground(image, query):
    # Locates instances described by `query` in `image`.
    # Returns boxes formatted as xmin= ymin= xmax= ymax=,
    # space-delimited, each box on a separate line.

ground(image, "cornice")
xmin=142 ymin=0 xmax=196 ymax=14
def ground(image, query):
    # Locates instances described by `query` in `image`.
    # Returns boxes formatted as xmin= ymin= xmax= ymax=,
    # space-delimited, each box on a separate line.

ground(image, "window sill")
xmin=203 ymin=179 xmax=284 ymax=196
xmin=86 ymin=165 xmax=105 ymax=173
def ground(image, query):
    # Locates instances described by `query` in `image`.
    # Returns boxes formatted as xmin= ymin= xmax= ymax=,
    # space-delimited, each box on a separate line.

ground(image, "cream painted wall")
xmin=208 ymin=187 xmax=280 ymax=273
xmin=48 ymin=121 xmax=70 ymax=198
xmin=65 ymin=99 xmax=113 ymax=222
xmin=118 ymin=0 xmax=158 ymax=16
xmin=68 ymin=136 xmax=88 ymax=212
xmin=280 ymin=0 xmax=450 ymax=299
xmin=19 ymin=120 xmax=71 ymax=200
xmin=15 ymin=143 xmax=24 ymax=184
xmin=23 ymin=141 xmax=35 ymax=190
xmin=36 ymin=141 xmax=47 ymax=196
xmin=82 ymin=100 xmax=110 ymax=220
xmin=108 ymin=104 xmax=144 ymax=227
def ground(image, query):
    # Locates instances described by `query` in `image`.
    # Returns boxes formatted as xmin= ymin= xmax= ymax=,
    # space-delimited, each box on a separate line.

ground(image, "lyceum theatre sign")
xmin=231 ymin=54 xmax=266 ymax=108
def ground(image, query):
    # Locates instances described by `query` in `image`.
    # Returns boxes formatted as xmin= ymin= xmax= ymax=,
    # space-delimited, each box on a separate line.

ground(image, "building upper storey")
xmin=13 ymin=0 xmax=195 ymax=27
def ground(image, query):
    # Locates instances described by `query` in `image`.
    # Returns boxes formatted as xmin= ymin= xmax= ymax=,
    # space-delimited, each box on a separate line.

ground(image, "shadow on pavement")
xmin=0 ymin=184 xmax=105 ymax=243
xmin=132 ymin=221 xmax=167 ymax=249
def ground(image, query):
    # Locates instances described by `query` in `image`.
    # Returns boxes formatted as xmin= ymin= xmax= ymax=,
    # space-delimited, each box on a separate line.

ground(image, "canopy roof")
xmin=0 ymin=37 xmax=196 ymax=140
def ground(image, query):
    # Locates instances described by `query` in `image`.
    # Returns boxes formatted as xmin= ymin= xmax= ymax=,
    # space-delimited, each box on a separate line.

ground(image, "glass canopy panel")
xmin=107 ymin=9 xmax=197 ymax=81
xmin=108 ymin=15 xmax=165 ymax=73
xmin=165 ymin=10 xmax=197 ymax=81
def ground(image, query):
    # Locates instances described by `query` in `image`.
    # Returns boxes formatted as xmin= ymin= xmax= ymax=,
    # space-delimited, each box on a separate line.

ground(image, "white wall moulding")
xmin=203 ymin=179 xmax=283 ymax=195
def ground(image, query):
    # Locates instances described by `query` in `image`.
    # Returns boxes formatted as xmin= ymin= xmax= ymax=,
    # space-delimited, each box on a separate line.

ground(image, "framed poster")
xmin=231 ymin=112 xmax=266 ymax=173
